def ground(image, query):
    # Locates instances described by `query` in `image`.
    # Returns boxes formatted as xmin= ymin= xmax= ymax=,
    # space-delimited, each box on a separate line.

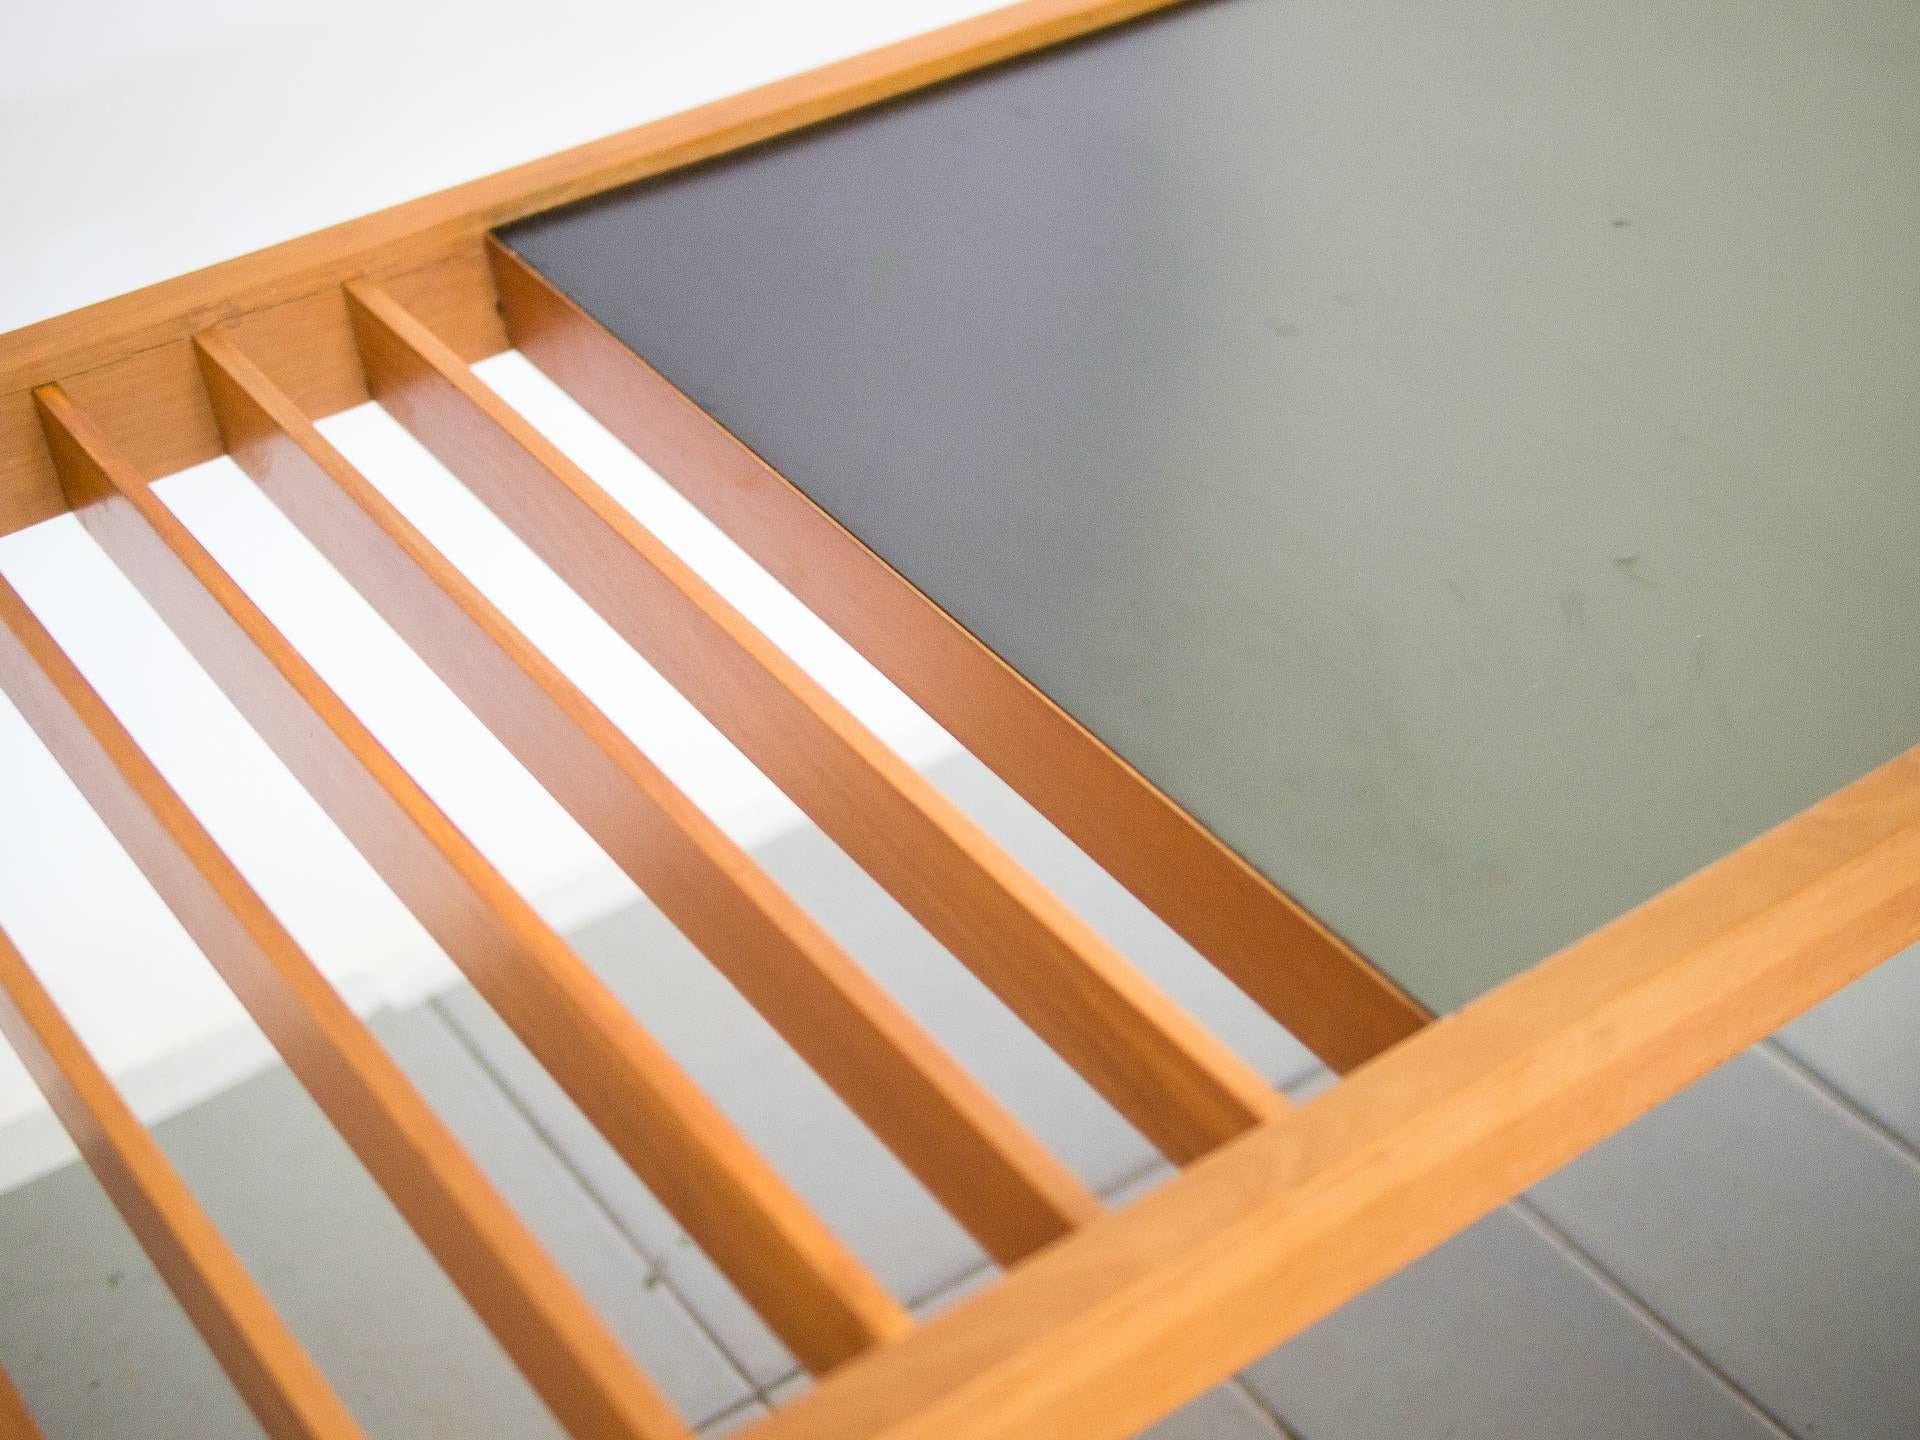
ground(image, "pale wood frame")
xmin=1 ymin=1 xmax=1915 ymax=1436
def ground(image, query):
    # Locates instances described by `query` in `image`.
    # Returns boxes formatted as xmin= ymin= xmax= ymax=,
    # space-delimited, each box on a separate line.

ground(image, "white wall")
xmin=0 ymin=0 xmax=1000 ymax=331
xmin=0 ymin=0 xmax=992 ymax=1187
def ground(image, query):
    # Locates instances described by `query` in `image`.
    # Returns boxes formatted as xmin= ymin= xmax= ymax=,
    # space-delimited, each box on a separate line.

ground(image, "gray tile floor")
xmin=3 ymin=751 xmax=1918 ymax=1437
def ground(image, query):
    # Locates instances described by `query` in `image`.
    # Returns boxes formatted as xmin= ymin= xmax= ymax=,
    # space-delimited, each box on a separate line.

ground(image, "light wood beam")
xmin=744 ymin=745 xmax=1920 ymax=1440
xmin=0 ymin=577 xmax=687 ymax=1440
xmin=0 ymin=920 xmax=364 ymax=1440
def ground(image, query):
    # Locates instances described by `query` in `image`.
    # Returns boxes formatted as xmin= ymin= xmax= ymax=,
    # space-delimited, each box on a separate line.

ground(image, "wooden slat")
xmin=346 ymin=277 xmax=1283 ymax=1165
xmin=0 ymin=1363 xmax=41 ymax=1440
xmin=0 ymin=921 xmax=361 ymax=1440
xmin=489 ymin=237 xmax=1430 ymax=1076
xmin=0 ymin=0 xmax=1193 ymax=536
xmin=0 ymin=581 xmax=685 ymax=1440
xmin=31 ymin=382 xmax=908 ymax=1375
xmin=748 ymin=743 xmax=1920 ymax=1440
xmin=194 ymin=324 xmax=1100 ymax=1263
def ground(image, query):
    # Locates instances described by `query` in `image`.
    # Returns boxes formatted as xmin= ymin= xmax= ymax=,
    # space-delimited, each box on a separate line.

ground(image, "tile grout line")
xmin=426 ymin=993 xmax=766 ymax=1425
xmin=1755 ymin=1037 xmax=1920 ymax=1180
xmin=1100 ymin=1152 xmax=1178 ymax=1203
xmin=1507 ymin=1196 xmax=1799 ymax=1440
xmin=693 ymin=1393 xmax=770 ymax=1438
xmin=746 ymin=1148 xmax=1213 ymax=1414
xmin=756 ymin=1371 xmax=806 ymax=1410
xmin=1225 ymin=1374 xmax=1306 ymax=1440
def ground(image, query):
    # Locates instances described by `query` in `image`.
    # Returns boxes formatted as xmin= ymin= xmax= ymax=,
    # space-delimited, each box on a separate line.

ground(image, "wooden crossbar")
xmin=0 ymin=921 xmax=364 ymax=1440
xmin=0 ymin=578 xmax=684 ymax=1439
xmin=749 ymin=744 xmax=1920 ymax=1439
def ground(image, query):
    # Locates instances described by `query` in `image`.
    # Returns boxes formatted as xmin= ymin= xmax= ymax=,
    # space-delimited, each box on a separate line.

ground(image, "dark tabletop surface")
xmin=505 ymin=0 xmax=1920 ymax=1011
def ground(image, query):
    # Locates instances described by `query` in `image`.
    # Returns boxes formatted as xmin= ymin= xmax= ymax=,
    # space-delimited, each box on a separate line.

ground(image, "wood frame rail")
xmin=748 ymin=743 xmax=1920 ymax=1439
xmin=1 ymin=1 xmax=1914 ymax=1436
xmin=0 ymin=1362 xmax=43 ymax=1440
xmin=0 ymin=923 xmax=363 ymax=1440
xmin=0 ymin=577 xmax=682 ymax=1439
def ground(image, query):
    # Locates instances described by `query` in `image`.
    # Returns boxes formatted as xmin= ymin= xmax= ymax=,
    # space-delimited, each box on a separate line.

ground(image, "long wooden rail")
xmin=0 ymin=578 xmax=683 ymax=1439
xmin=748 ymin=743 xmax=1920 ymax=1438
xmin=0 ymin=925 xmax=365 ymax=1440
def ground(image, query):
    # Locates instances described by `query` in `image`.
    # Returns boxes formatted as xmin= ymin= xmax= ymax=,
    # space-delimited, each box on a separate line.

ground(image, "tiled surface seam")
xmin=427 ymin=992 xmax=762 ymax=1429
xmin=1506 ymin=1196 xmax=1796 ymax=1440
xmin=1756 ymin=1038 xmax=1920 ymax=1180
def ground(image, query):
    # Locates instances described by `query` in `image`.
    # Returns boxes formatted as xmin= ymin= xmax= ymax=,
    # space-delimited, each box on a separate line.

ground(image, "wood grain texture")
xmin=0 ymin=579 xmax=686 ymax=1440
xmin=15 ymin=246 xmax=509 ymax=513
xmin=196 ymin=322 xmax=1101 ymax=1264
xmin=490 ymin=238 xmax=1430 ymax=1074
xmin=0 ymin=1362 xmax=42 ymax=1439
xmin=32 ymin=382 xmax=908 ymax=1376
xmin=0 ymin=389 xmax=60 ymax=538
xmin=347 ymin=276 xmax=1284 ymax=1166
xmin=0 ymin=0 xmax=1193 ymax=535
xmin=0 ymin=916 xmax=362 ymax=1440
xmin=56 ymin=342 xmax=222 ymax=503
xmin=746 ymin=743 xmax=1920 ymax=1440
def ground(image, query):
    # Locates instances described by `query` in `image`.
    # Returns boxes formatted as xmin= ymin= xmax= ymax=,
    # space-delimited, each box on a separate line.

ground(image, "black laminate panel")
xmin=504 ymin=0 xmax=1920 ymax=1010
